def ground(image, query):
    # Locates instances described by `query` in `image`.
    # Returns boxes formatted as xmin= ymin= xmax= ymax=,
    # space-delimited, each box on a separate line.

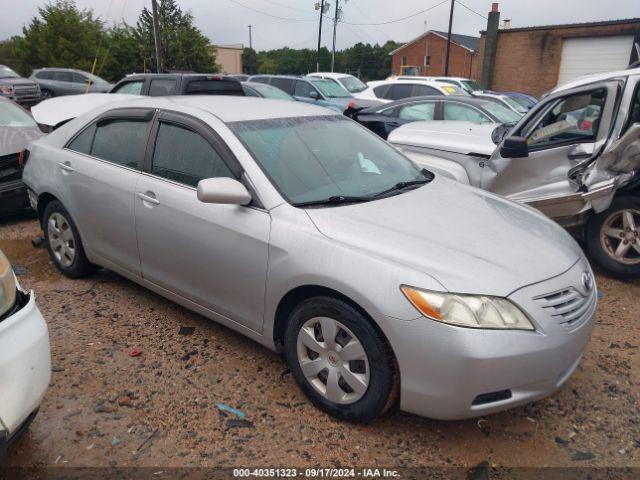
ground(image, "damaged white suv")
xmin=389 ymin=67 xmax=640 ymax=278
xmin=0 ymin=249 xmax=50 ymax=461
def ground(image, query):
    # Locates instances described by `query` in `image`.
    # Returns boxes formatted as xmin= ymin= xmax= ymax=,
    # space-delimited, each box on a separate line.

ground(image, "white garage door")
xmin=558 ymin=35 xmax=634 ymax=85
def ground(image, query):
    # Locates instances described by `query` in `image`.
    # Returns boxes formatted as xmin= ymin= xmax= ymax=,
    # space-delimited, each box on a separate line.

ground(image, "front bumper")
xmin=0 ymin=409 xmax=38 ymax=462
xmin=383 ymin=259 xmax=596 ymax=420
xmin=0 ymin=291 xmax=51 ymax=438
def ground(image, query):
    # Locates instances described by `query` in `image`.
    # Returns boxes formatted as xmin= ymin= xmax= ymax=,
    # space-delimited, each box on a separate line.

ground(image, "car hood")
xmin=0 ymin=125 xmax=43 ymax=157
xmin=389 ymin=121 xmax=498 ymax=156
xmin=0 ymin=78 xmax=37 ymax=87
xmin=305 ymin=176 xmax=581 ymax=297
xmin=31 ymin=93 xmax=143 ymax=127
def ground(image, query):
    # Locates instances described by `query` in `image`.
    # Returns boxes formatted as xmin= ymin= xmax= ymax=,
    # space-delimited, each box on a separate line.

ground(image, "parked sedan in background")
xmin=472 ymin=91 xmax=530 ymax=115
xmin=503 ymin=92 xmax=538 ymax=111
xmin=248 ymin=75 xmax=352 ymax=112
xmin=30 ymin=68 xmax=113 ymax=99
xmin=242 ymin=81 xmax=296 ymax=101
xmin=357 ymin=79 xmax=467 ymax=103
xmin=0 ymin=65 xmax=41 ymax=108
xmin=0 ymin=97 xmax=43 ymax=216
xmin=0 ymin=248 xmax=51 ymax=461
xmin=350 ymin=95 xmax=522 ymax=139
xmin=24 ymin=96 xmax=595 ymax=422
xmin=307 ymin=72 xmax=368 ymax=94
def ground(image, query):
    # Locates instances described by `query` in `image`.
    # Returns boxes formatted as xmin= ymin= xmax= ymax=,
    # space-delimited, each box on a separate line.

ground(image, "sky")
xmin=1 ymin=0 xmax=639 ymax=51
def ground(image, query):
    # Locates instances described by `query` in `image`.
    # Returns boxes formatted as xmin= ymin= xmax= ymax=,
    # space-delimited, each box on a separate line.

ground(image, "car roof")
xmin=120 ymin=73 xmax=236 ymax=80
xmin=365 ymin=95 xmax=492 ymax=112
xmin=308 ymin=72 xmax=351 ymax=79
xmin=93 ymin=95 xmax=337 ymax=123
xmin=552 ymin=67 xmax=640 ymax=93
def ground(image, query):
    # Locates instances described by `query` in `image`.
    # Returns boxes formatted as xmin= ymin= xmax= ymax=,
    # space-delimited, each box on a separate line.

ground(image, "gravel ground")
xmin=1 ymin=216 xmax=638 ymax=474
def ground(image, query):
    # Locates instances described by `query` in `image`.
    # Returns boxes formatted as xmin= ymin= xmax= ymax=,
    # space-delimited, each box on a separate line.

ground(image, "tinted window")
xmin=270 ymin=78 xmax=295 ymax=94
xmin=36 ymin=71 xmax=54 ymax=80
xmin=294 ymin=80 xmax=317 ymax=98
xmin=91 ymin=120 xmax=150 ymax=168
xmin=398 ymin=102 xmax=436 ymax=121
xmin=413 ymin=85 xmax=441 ymax=96
xmin=526 ymin=89 xmax=605 ymax=147
xmin=251 ymin=76 xmax=270 ymax=84
xmin=71 ymin=72 xmax=86 ymax=84
xmin=385 ymin=84 xmax=413 ymax=100
xmin=149 ymin=78 xmax=177 ymax=96
xmin=53 ymin=71 xmax=72 ymax=82
xmin=152 ymin=122 xmax=233 ymax=187
xmin=113 ymin=81 xmax=144 ymax=95
xmin=184 ymin=79 xmax=244 ymax=96
xmin=67 ymin=124 xmax=97 ymax=155
xmin=373 ymin=84 xmax=390 ymax=98
xmin=443 ymin=103 xmax=490 ymax=123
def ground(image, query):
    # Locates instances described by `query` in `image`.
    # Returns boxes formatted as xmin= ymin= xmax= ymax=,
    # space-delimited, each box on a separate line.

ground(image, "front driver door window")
xmin=398 ymin=102 xmax=436 ymax=121
xmin=443 ymin=103 xmax=490 ymax=123
xmin=294 ymin=80 xmax=320 ymax=103
xmin=134 ymin=112 xmax=269 ymax=332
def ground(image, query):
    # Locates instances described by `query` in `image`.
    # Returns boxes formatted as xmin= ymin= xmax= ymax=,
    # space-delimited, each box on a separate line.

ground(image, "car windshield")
xmin=338 ymin=76 xmax=367 ymax=93
xmin=0 ymin=101 xmax=36 ymax=127
xmin=461 ymin=80 xmax=482 ymax=92
xmin=501 ymin=96 xmax=529 ymax=114
xmin=509 ymin=95 xmax=535 ymax=109
xmin=0 ymin=66 xmax=20 ymax=79
xmin=479 ymin=101 xmax=523 ymax=123
xmin=311 ymin=79 xmax=351 ymax=98
xmin=249 ymin=83 xmax=294 ymax=100
xmin=230 ymin=116 xmax=430 ymax=206
xmin=441 ymin=85 xmax=469 ymax=96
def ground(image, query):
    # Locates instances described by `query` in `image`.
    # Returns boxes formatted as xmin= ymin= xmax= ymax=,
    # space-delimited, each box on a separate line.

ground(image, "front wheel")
xmin=284 ymin=297 xmax=398 ymax=423
xmin=585 ymin=196 xmax=640 ymax=279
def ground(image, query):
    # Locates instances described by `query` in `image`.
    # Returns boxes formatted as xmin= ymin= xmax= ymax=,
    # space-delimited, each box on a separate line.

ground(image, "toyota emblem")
xmin=582 ymin=272 xmax=594 ymax=292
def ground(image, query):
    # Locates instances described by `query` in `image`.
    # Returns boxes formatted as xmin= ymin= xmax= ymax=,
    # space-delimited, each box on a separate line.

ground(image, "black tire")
xmin=284 ymin=296 xmax=398 ymax=423
xmin=43 ymin=200 xmax=96 ymax=278
xmin=585 ymin=196 xmax=640 ymax=279
xmin=40 ymin=89 xmax=53 ymax=99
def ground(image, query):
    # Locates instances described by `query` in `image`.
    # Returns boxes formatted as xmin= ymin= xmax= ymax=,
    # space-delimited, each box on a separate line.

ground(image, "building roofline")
xmin=388 ymin=31 xmax=478 ymax=56
xmin=480 ymin=17 xmax=640 ymax=34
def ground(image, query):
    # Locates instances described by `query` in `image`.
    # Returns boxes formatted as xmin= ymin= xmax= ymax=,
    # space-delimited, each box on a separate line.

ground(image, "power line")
xmin=340 ymin=0 xmax=449 ymax=26
xmin=456 ymin=0 xmax=488 ymax=20
xmin=225 ymin=0 xmax=316 ymax=21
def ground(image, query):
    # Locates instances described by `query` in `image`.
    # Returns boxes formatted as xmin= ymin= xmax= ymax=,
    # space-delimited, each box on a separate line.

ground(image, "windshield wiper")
xmin=373 ymin=170 xmax=435 ymax=198
xmin=293 ymin=195 xmax=373 ymax=208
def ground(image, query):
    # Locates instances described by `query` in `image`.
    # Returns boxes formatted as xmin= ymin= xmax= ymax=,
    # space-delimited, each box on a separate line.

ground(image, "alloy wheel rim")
xmin=600 ymin=208 xmax=640 ymax=265
xmin=296 ymin=316 xmax=370 ymax=405
xmin=47 ymin=212 xmax=76 ymax=267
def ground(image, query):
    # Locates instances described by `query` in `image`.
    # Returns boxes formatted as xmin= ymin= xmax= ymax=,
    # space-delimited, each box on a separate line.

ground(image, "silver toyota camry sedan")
xmin=22 ymin=96 xmax=597 ymax=422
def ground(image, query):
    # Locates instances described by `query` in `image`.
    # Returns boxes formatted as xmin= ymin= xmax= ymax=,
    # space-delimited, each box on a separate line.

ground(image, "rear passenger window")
xmin=91 ymin=119 xmax=150 ymax=169
xmin=414 ymin=85 xmax=441 ymax=96
xmin=149 ymin=79 xmax=177 ymax=96
xmin=184 ymin=79 xmax=244 ymax=96
xmin=270 ymin=78 xmax=294 ymax=94
xmin=36 ymin=71 xmax=54 ymax=80
xmin=386 ymin=84 xmax=413 ymax=100
xmin=373 ymin=84 xmax=390 ymax=98
xmin=151 ymin=122 xmax=234 ymax=187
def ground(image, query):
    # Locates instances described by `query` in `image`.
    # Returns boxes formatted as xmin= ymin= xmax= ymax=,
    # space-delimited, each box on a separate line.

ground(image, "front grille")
xmin=534 ymin=286 xmax=596 ymax=330
xmin=13 ymin=85 xmax=39 ymax=98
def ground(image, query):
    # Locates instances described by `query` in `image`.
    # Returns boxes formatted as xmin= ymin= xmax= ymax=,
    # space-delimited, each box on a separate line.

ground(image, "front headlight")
xmin=0 ymin=250 xmax=17 ymax=318
xmin=401 ymin=285 xmax=534 ymax=330
xmin=0 ymin=85 xmax=13 ymax=95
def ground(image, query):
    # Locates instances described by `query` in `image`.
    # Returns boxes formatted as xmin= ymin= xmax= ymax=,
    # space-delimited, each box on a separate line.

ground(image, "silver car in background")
xmin=23 ymin=97 xmax=596 ymax=422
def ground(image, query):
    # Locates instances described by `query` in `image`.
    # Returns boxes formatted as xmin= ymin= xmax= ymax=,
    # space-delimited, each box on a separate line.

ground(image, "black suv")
xmin=110 ymin=73 xmax=245 ymax=97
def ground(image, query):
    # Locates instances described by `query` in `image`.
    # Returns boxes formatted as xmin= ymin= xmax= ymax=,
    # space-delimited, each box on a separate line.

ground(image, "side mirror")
xmin=309 ymin=90 xmax=319 ymax=100
xmin=500 ymin=136 xmax=529 ymax=158
xmin=197 ymin=178 xmax=252 ymax=205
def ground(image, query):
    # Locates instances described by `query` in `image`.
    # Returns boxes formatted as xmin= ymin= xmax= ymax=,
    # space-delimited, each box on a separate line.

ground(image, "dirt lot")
xmin=1 ymin=215 xmax=639 ymax=475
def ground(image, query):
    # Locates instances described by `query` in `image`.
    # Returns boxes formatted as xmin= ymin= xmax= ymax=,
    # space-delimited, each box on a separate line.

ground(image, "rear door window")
xmin=398 ymin=102 xmax=436 ymax=121
xmin=373 ymin=84 xmax=390 ymax=98
xmin=52 ymin=71 xmax=72 ymax=83
xmin=413 ymin=85 xmax=441 ymax=96
xmin=385 ymin=84 xmax=413 ymax=100
xmin=36 ymin=71 xmax=54 ymax=80
xmin=149 ymin=78 xmax=177 ymax=96
xmin=90 ymin=119 xmax=150 ymax=169
xmin=270 ymin=78 xmax=295 ymax=95
xmin=151 ymin=122 xmax=234 ymax=187
xmin=443 ymin=103 xmax=490 ymax=123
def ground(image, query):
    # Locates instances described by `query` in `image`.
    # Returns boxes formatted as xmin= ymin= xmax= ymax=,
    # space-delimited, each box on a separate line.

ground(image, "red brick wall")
xmin=390 ymin=33 xmax=478 ymax=78
xmin=476 ymin=21 xmax=640 ymax=96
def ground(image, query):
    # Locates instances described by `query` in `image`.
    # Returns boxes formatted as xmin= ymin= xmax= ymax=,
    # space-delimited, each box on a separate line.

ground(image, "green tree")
xmin=243 ymin=47 xmax=258 ymax=75
xmin=98 ymin=24 xmax=141 ymax=81
xmin=13 ymin=0 xmax=104 ymax=77
xmin=134 ymin=0 xmax=215 ymax=73
xmin=0 ymin=38 xmax=20 ymax=69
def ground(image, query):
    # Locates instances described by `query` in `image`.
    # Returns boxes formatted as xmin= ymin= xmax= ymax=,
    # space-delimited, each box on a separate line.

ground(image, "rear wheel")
xmin=585 ymin=196 xmax=640 ymax=279
xmin=43 ymin=200 xmax=95 ymax=278
xmin=284 ymin=296 xmax=398 ymax=423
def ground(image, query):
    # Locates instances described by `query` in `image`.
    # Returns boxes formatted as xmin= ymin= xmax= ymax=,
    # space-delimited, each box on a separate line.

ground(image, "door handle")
xmin=58 ymin=161 xmax=74 ymax=173
xmin=137 ymin=192 xmax=160 ymax=205
xmin=567 ymin=151 xmax=592 ymax=160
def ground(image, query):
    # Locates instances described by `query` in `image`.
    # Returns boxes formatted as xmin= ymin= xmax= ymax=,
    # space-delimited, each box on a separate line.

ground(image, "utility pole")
xmin=151 ymin=0 xmax=164 ymax=73
xmin=444 ymin=0 xmax=455 ymax=76
xmin=248 ymin=25 xmax=253 ymax=49
xmin=316 ymin=1 xmax=327 ymax=72
xmin=331 ymin=0 xmax=340 ymax=72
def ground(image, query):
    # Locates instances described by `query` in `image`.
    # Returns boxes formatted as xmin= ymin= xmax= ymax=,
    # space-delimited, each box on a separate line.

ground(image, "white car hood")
xmin=31 ymin=93 xmax=143 ymax=127
xmin=306 ymin=176 xmax=582 ymax=297
xmin=389 ymin=121 xmax=498 ymax=157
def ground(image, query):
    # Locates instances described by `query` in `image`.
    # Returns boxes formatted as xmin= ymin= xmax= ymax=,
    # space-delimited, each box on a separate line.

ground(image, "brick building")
xmin=477 ymin=4 xmax=640 ymax=96
xmin=389 ymin=31 xmax=479 ymax=78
